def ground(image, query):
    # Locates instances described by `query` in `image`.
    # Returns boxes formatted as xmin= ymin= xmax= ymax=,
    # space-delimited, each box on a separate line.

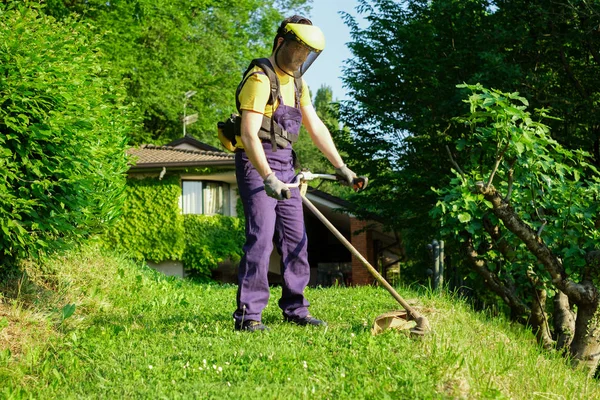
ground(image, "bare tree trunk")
xmin=570 ymin=299 xmax=600 ymax=375
xmin=528 ymin=283 xmax=553 ymax=349
xmin=553 ymin=291 xmax=575 ymax=351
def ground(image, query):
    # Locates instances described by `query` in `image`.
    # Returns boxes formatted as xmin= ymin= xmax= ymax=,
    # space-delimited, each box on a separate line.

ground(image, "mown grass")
xmin=1 ymin=244 xmax=599 ymax=399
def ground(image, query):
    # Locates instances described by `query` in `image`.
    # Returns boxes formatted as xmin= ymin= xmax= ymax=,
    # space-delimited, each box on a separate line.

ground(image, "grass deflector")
xmin=287 ymin=171 xmax=431 ymax=337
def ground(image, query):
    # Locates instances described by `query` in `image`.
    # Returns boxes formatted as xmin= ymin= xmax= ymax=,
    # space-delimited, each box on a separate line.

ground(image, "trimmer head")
xmin=371 ymin=310 xmax=431 ymax=337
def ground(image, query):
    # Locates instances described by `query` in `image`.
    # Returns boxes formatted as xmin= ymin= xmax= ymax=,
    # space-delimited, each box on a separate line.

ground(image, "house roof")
xmin=306 ymin=186 xmax=351 ymax=208
xmin=128 ymin=144 xmax=234 ymax=170
xmin=166 ymin=135 xmax=222 ymax=152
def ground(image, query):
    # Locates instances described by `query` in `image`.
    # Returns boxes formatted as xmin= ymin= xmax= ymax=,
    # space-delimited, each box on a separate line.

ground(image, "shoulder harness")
xmin=236 ymin=58 xmax=302 ymax=151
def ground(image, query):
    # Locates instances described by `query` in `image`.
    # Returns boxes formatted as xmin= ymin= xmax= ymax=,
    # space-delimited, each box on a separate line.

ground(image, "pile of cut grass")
xmin=1 ymin=244 xmax=599 ymax=399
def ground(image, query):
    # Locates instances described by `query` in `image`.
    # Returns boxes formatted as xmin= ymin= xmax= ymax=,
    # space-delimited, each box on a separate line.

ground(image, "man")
xmin=233 ymin=15 xmax=357 ymax=332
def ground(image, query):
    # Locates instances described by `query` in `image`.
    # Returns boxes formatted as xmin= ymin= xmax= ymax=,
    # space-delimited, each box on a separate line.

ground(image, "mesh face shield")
xmin=279 ymin=23 xmax=325 ymax=76
xmin=299 ymin=51 xmax=320 ymax=76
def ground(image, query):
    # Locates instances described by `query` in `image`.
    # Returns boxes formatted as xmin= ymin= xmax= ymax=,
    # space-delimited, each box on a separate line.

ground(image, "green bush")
xmin=103 ymin=175 xmax=186 ymax=262
xmin=103 ymin=174 xmax=245 ymax=278
xmin=0 ymin=6 xmax=133 ymax=269
xmin=183 ymin=214 xmax=245 ymax=278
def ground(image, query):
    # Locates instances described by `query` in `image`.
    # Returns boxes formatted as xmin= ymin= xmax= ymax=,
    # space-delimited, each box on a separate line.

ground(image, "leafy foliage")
xmin=103 ymin=175 xmax=245 ymax=277
xmin=39 ymin=0 xmax=313 ymax=146
xmin=183 ymin=214 xmax=245 ymax=279
xmin=436 ymin=85 xmax=599 ymax=270
xmin=0 ymin=6 xmax=132 ymax=269
xmin=103 ymin=176 xmax=186 ymax=262
xmin=433 ymin=84 xmax=600 ymax=367
xmin=434 ymin=84 xmax=599 ymax=283
xmin=338 ymin=0 xmax=600 ymax=270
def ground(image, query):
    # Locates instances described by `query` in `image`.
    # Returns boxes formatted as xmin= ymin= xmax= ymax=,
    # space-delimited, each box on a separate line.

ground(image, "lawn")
xmin=1 ymin=244 xmax=599 ymax=399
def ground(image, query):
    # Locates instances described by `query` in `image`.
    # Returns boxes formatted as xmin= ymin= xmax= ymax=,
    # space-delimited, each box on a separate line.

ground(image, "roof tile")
xmin=128 ymin=145 xmax=234 ymax=169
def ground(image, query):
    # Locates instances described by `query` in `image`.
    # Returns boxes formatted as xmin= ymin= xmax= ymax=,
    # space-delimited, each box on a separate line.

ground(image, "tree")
xmin=0 ymin=5 xmax=133 ymax=270
xmin=339 ymin=0 xmax=600 ymax=266
xmin=40 ymin=0 xmax=312 ymax=146
xmin=433 ymin=84 xmax=600 ymax=374
xmin=336 ymin=0 xmax=600 ymax=373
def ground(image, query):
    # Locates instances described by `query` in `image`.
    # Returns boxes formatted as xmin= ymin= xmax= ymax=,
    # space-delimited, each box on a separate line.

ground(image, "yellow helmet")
xmin=282 ymin=23 xmax=326 ymax=53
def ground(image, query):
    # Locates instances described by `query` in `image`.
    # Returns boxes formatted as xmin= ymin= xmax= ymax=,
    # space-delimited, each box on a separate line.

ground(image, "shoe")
xmin=235 ymin=320 xmax=269 ymax=332
xmin=284 ymin=314 xmax=327 ymax=327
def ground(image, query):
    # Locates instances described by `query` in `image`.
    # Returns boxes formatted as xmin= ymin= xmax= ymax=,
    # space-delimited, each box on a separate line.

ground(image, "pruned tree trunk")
xmin=553 ymin=291 xmax=575 ymax=351
xmin=570 ymin=299 xmax=600 ymax=375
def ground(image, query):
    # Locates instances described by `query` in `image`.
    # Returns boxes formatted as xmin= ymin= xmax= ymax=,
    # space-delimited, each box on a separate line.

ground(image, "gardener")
xmin=233 ymin=15 xmax=357 ymax=332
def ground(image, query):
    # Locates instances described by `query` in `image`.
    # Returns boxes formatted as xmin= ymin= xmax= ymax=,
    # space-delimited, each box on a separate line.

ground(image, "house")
xmin=126 ymin=135 xmax=404 ymax=286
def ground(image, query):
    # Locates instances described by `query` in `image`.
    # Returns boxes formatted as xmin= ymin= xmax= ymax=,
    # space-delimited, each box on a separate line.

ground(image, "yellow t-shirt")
xmin=238 ymin=66 xmax=311 ymax=117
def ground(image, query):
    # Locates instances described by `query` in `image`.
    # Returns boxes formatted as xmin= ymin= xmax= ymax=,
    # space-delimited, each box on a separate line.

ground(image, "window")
xmin=181 ymin=181 xmax=230 ymax=216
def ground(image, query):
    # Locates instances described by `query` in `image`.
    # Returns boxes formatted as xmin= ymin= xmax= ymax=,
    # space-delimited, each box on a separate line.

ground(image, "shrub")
xmin=432 ymin=84 xmax=600 ymax=372
xmin=103 ymin=173 xmax=245 ymax=279
xmin=183 ymin=214 xmax=245 ymax=279
xmin=0 ymin=6 xmax=133 ymax=269
xmin=103 ymin=175 xmax=186 ymax=263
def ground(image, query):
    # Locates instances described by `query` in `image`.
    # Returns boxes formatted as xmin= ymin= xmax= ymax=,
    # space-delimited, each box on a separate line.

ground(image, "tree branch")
xmin=487 ymin=141 xmax=510 ymax=189
xmin=504 ymin=160 xmax=516 ymax=203
xmin=445 ymin=145 xmax=465 ymax=179
xmin=483 ymin=215 xmax=515 ymax=262
xmin=463 ymin=235 xmax=530 ymax=322
xmin=475 ymin=182 xmax=597 ymax=305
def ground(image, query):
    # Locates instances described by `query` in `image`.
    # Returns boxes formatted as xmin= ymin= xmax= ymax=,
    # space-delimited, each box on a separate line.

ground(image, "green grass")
xmin=1 ymin=244 xmax=599 ymax=399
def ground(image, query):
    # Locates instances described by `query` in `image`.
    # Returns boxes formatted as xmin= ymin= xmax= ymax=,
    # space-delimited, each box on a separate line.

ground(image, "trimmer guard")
xmin=371 ymin=310 xmax=417 ymax=335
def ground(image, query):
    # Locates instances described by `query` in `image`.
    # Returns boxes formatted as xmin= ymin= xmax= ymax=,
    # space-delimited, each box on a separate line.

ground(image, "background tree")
xmin=40 ymin=0 xmax=312 ymax=146
xmin=0 ymin=5 xmax=133 ymax=270
xmin=338 ymin=0 xmax=600 ymax=277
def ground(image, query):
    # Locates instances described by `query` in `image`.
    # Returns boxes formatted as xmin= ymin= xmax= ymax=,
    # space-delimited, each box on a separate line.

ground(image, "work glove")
xmin=264 ymin=173 xmax=291 ymax=200
xmin=334 ymin=164 xmax=357 ymax=186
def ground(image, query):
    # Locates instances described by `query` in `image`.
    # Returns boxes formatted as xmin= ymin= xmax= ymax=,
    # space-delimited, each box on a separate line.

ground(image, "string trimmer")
xmin=286 ymin=171 xmax=430 ymax=336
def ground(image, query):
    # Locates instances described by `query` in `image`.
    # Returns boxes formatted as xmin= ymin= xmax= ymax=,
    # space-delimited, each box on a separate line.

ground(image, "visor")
xmin=281 ymin=23 xmax=325 ymax=76
xmin=299 ymin=52 xmax=320 ymax=76
xmin=282 ymin=23 xmax=325 ymax=52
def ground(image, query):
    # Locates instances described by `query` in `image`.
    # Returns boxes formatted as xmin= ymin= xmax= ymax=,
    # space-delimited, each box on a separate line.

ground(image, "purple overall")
xmin=233 ymin=94 xmax=309 ymax=325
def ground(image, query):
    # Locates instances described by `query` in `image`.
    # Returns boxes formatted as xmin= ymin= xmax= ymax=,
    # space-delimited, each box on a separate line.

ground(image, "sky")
xmin=302 ymin=0 xmax=366 ymax=101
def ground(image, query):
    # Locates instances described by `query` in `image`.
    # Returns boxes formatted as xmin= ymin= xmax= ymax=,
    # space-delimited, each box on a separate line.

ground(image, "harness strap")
xmin=235 ymin=58 xmax=302 ymax=151
xmin=293 ymin=71 xmax=302 ymax=108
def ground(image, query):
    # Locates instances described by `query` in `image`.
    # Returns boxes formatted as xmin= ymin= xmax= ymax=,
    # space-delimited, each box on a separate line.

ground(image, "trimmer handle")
xmin=350 ymin=176 xmax=368 ymax=192
xmin=338 ymin=176 xmax=368 ymax=192
xmin=286 ymin=171 xmax=368 ymax=193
